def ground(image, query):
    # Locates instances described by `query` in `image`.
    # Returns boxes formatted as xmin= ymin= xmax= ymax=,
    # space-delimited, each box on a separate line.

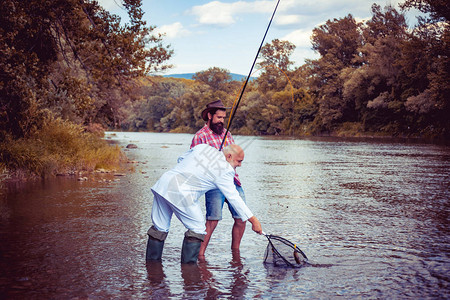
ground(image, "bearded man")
xmin=190 ymin=99 xmax=247 ymax=257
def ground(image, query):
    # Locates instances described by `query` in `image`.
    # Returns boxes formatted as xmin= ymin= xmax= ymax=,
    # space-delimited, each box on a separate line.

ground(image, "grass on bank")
xmin=0 ymin=118 xmax=126 ymax=180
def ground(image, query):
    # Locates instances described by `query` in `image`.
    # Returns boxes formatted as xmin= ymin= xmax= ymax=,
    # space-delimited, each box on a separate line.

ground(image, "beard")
xmin=210 ymin=121 xmax=224 ymax=135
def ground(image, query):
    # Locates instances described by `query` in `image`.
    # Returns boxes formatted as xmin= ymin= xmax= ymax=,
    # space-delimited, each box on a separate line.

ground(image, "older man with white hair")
xmin=146 ymin=143 xmax=262 ymax=264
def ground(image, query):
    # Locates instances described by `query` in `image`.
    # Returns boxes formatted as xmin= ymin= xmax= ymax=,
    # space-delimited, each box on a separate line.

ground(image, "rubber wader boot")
xmin=181 ymin=230 xmax=205 ymax=264
xmin=146 ymin=237 xmax=164 ymax=261
xmin=146 ymin=226 xmax=168 ymax=261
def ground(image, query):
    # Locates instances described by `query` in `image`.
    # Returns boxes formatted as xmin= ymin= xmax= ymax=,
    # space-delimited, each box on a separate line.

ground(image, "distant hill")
xmin=163 ymin=73 xmax=256 ymax=81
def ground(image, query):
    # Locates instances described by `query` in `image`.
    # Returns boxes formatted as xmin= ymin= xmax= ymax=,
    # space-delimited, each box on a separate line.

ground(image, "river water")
xmin=0 ymin=132 xmax=449 ymax=299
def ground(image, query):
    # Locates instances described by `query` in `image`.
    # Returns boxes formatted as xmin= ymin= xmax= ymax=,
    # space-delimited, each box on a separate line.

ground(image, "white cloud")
xmin=291 ymin=47 xmax=319 ymax=65
xmin=156 ymin=22 xmax=191 ymax=39
xmin=96 ymin=0 xmax=123 ymax=11
xmin=274 ymin=0 xmax=401 ymax=28
xmin=187 ymin=1 xmax=275 ymax=26
xmin=276 ymin=14 xmax=302 ymax=26
xmin=282 ymin=28 xmax=313 ymax=48
xmin=280 ymin=0 xmax=371 ymax=15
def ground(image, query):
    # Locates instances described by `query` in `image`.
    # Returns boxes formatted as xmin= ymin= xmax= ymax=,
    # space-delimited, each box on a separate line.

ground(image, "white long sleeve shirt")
xmin=151 ymin=144 xmax=253 ymax=221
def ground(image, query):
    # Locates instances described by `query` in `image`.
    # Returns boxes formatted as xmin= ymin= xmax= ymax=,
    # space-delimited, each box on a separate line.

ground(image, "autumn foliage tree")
xmin=308 ymin=14 xmax=363 ymax=130
xmin=303 ymin=2 xmax=449 ymax=137
xmin=399 ymin=0 xmax=450 ymax=137
xmin=0 ymin=0 xmax=172 ymax=139
xmin=113 ymin=0 xmax=448 ymax=140
xmin=340 ymin=4 xmax=410 ymax=132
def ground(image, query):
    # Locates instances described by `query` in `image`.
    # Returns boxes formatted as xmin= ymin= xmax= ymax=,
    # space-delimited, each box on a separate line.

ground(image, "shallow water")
xmin=1 ymin=132 xmax=449 ymax=299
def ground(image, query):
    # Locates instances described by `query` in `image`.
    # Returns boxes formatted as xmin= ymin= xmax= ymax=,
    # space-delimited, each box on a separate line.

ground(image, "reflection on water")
xmin=144 ymin=250 xmax=248 ymax=299
xmin=0 ymin=132 xmax=449 ymax=298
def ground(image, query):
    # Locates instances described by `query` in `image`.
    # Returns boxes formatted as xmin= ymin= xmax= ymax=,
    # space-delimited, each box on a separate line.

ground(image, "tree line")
xmin=122 ymin=2 xmax=449 ymax=139
xmin=1 ymin=0 xmax=448 ymax=147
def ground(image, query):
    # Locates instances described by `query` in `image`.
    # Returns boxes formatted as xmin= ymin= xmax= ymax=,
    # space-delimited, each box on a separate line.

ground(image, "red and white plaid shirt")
xmin=191 ymin=124 xmax=241 ymax=186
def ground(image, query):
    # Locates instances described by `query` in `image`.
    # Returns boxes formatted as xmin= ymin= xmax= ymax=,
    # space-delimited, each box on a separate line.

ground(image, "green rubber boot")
xmin=146 ymin=237 xmax=165 ymax=261
xmin=146 ymin=226 xmax=168 ymax=261
xmin=181 ymin=230 xmax=205 ymax=264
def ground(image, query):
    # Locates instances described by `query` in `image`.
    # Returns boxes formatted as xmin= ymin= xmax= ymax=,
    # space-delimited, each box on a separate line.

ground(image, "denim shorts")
xmin=205 ymin=184 xmax=246 ymax=220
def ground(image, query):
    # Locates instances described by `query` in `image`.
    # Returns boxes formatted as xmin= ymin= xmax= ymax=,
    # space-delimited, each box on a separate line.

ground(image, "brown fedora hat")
xmin=201 ymin=99 xmax=230 ymax=121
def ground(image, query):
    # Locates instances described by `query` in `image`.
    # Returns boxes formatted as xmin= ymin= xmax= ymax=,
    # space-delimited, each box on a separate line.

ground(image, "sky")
xmin=97 ymin=0 xmax=420 ymax=76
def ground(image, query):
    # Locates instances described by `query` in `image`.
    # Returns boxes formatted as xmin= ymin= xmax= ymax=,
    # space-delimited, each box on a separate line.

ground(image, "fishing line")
xmin=215 ymin=0 xmax=309 ymax=266
xmin=219 ymin=0 xmax=281 ymax=151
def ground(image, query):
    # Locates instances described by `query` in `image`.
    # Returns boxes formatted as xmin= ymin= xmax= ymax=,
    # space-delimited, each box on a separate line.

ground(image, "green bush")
xmin=0 ymin=118 xmax=125 ymax=179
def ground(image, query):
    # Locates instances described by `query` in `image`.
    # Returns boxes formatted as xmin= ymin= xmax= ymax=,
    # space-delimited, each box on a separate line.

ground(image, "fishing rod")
xmin=219 ymin=0 xmax=281 ymax=151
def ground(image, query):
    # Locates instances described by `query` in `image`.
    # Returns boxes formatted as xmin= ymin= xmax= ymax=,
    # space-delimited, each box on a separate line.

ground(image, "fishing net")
xmin=263 ymin=234 xmax=308 ymax=267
